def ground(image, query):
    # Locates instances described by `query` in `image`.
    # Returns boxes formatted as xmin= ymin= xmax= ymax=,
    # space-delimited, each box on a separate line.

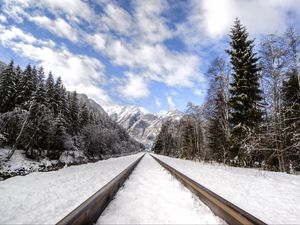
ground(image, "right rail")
xmin=151 ymin=154 xmax=267 ymax=225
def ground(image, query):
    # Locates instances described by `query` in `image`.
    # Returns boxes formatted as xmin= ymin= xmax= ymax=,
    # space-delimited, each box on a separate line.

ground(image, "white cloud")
xmin=0 ymin=0 xmax=207 ymax=107
xmin=118 ymin=73 xmax=150 ymax=99
xmin=0 ymin=14 xmax=7 ymax=23
xmin=179 ymin=0 xmax=300 ymax=44
xmin=104 ymin=40 xmax=202 ymax=88
xmin=29 ymin=16 xmax=79 ymax=42
xmin=167 ymin=95 xmax=175 ymax=109
xmin=86 ymin=33 xmax=108 ymax=52
xmin=101 ymin=3 xmax=133 ymax=35
xmin=0 ymin=24 xmax=113 ymax=108
xmin=133 ymin=0 xmax=173 ymax=44
xmin=2 ymin=0 xmax=95 ymax=23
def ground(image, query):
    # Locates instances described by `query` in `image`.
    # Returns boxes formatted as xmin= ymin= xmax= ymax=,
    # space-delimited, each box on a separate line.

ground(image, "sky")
xmin=0 ymin=0 xmax=300 ymax=113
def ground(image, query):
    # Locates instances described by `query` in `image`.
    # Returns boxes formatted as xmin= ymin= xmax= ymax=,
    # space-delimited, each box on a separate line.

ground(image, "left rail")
xmin=56 ymin=153 xmax=145 ymax=225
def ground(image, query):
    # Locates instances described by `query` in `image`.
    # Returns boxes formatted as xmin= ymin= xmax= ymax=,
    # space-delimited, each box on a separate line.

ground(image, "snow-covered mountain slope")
xmin=78 ymin=93 xmax=109 ymax=120
xmin=106 ymin=105 xmax=183 ymax=148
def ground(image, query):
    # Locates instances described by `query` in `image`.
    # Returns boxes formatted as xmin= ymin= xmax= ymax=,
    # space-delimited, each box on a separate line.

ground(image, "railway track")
xmin=56 ymin=153 xmax=267 ymax=225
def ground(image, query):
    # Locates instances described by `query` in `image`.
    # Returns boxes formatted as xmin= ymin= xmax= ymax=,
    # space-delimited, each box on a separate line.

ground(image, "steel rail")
xmin=151 ymin=154 xmax=267 ymax=225
xmin=56 ymin=153 xmax=145 ymax=225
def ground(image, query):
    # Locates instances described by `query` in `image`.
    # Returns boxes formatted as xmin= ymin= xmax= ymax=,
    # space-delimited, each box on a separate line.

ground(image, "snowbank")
xmin=154 ymin=154 xmax=300 ymax=224
xmin=0 ymin=153 xmax=142 ymax=224
xmin=0 ymin=149 xmax=63 ymax=179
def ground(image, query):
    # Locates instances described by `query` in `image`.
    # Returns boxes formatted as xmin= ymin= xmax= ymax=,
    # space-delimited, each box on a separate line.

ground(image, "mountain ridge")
xmin=106 ymin=105 xmax=183 ymax=149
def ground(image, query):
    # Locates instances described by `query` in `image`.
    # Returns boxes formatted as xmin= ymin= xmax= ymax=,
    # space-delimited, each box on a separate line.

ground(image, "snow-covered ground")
xmin=0 ymin=153 xmax=142 ymax=224
xmin=154 ymin=154 xmax=300 ymax=224
xmin=98 ymin=154 xmax=224 ymax=224
xmin=0 ymin=149 xmax=63 ymax=179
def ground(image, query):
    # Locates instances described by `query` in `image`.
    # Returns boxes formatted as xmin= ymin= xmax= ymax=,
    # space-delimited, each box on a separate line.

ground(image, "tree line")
xmin=0 ymin=61 xmax=143 ymax=162
xmin=153 ymin=19 xmax=300 ymax=173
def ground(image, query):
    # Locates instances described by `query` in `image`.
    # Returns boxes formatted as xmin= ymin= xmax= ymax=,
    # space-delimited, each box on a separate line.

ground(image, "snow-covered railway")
xmin=56 ymin=154 xmax=266 ymax=225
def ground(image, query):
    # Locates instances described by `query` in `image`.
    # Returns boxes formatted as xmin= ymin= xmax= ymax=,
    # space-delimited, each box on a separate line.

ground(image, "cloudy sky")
xmin=0 ymin=0 xmax=300 ymax=113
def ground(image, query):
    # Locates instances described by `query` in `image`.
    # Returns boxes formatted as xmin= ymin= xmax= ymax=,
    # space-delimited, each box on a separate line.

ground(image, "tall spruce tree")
xmin=14 ymin=65 xmax=23 ymax=106
xmin=0 ymin=60 xmax=16 ymax=113
xmin=226 ymin=18 xmax=263 ymax=163
xmin=45 ymin=72 xmax=56 ymax=111
xmin=20 ymin=64 xmax=35 ymax=108
xmin=69 ymin=91 xmax=80 ymax=134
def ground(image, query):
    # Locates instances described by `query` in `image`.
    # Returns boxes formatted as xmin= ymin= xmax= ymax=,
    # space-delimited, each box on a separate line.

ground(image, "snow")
xmin=154 ymin=154 xmax=300 ymax=224
xmin=0 ymin=153 xmax=143 ymax=224
xmin=0 ymin=149 xmax=58 ymax=177
xmin=97 ymin=154 xmax=224 ymax=224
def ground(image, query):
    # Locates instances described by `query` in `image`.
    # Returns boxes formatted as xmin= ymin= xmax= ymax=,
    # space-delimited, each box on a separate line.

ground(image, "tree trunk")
xmin=6 ymin=104 xmax=32 ymax=160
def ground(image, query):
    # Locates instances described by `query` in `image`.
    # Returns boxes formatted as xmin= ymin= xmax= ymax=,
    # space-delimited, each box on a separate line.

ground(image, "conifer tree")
xmin=14 ymin=65 xmax=22 ymax=106
xmin=79 ymin=103 xmax=90 ymax=128
xmin=0 ymin=60 xmax=16 ymax=113
xmin=31 ymin=66 xmax=38 ymax=92
xmin=282 ymin=69 xmax=300 ymax=170
xmin=20 ymin=64 xmax=35 ymax=108
xmin=45 ymin=72 xmax=56 ymax=111
xmin=226 ymin=18 xmax=263 ymax=163
xmin=208 ymin=91 xmax=229 ymax=163
xmin=37 ymin=66 xmax=45 ymax=84
xmin=54 ymin=76 xmax=65 ymax=116
xmin=32 ymin=80 xmax=47 ymax=105
xmin=49 ymin=113 xmax=67 ymax=159
xmin=69 ymin=91 xmax=80 ymax=134
xmin=181 ymin=120 xmax=196 ymax=160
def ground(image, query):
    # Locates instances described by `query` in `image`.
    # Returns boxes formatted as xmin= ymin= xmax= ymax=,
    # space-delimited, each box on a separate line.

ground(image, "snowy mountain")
xmin=78 ymin=93 xmax=109 ymax=119
xmin=106 ymin=105 xmax=183 ymax=149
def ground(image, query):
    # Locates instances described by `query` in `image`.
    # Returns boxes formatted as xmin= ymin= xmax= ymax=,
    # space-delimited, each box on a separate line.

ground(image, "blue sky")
xmin=0 ymin=0 xmax=300 ymax=113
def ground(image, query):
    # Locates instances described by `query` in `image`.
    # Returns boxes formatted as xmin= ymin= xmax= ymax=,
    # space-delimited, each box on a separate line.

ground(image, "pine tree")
xmin=48 ymin=113 xmax=67 ymax=159
xmin=25 ymin=101 xmax=53 ymax=158
xmin=14 ymin=65 xmax=23 ymax=106
xmin=54 ymin=76 xmax=65 ymax=116
xmin=20 ymin=64 xmax=35 ymax=108
xmin=31 ymin=66 xmax=38 ymax=92
xmin=79 ymin=103 xmax=90 ymax=128
xmin=208 ymin=91 xmax=229 ymax=163
xmin=32 ymin=80 xmax=47 ymax=105
xmin=0 ymin=60 xmax=16 ymax=113
xmin=69 ymin=91 xmax=80 ymax=134
xmin=45 ymin=72 xmax=56 ymax=112
xmin=226 ymin=18 xmax=263 ymax=164
xmin=181 ymin=119 xmax=196 ymax=160
xmin=37 ymin=66 xmax=45 ymax=84
xmin=282 ymin=69 xmax=300 ymax=170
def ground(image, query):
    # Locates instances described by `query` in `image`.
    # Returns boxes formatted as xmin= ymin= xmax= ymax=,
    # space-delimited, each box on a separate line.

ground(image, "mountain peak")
xmin=107 ymin=104 xmax=183 ymax=149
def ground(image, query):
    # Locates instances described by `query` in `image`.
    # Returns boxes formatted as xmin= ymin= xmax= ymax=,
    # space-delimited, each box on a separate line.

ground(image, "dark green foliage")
xmin=46 ymin=72 xmax=57 ymax=112
xmin=48 ymin=113 xmax=67 ymax=159
xmin=208 ymin=92 xmax=228 ymax=163
xmin=282 ymin=69 xmax=300 ymax=170
xmin=227 ymin=18 xmax=263 ymax=162
xmin=152 ymin=117 xmax=204 ymax=159
xmin=0 ymin=61 xmax=16 ymax=113
xmin=0 ymin=60 xmax=143 ymax=162
xmin=205 ymin=57 xmax=230 ymax=163
xmin=79 ymin=103 xmax=89 ymax=128
xmin=68 ymin=91 xmax=80 ymax=134
xmin=14 ymin=65 xmax=23 ymax=106
xmin=20 ymin=64 xmax=36 ymax=109
xmin=181 ymin=119 xmax=197 ymax=160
